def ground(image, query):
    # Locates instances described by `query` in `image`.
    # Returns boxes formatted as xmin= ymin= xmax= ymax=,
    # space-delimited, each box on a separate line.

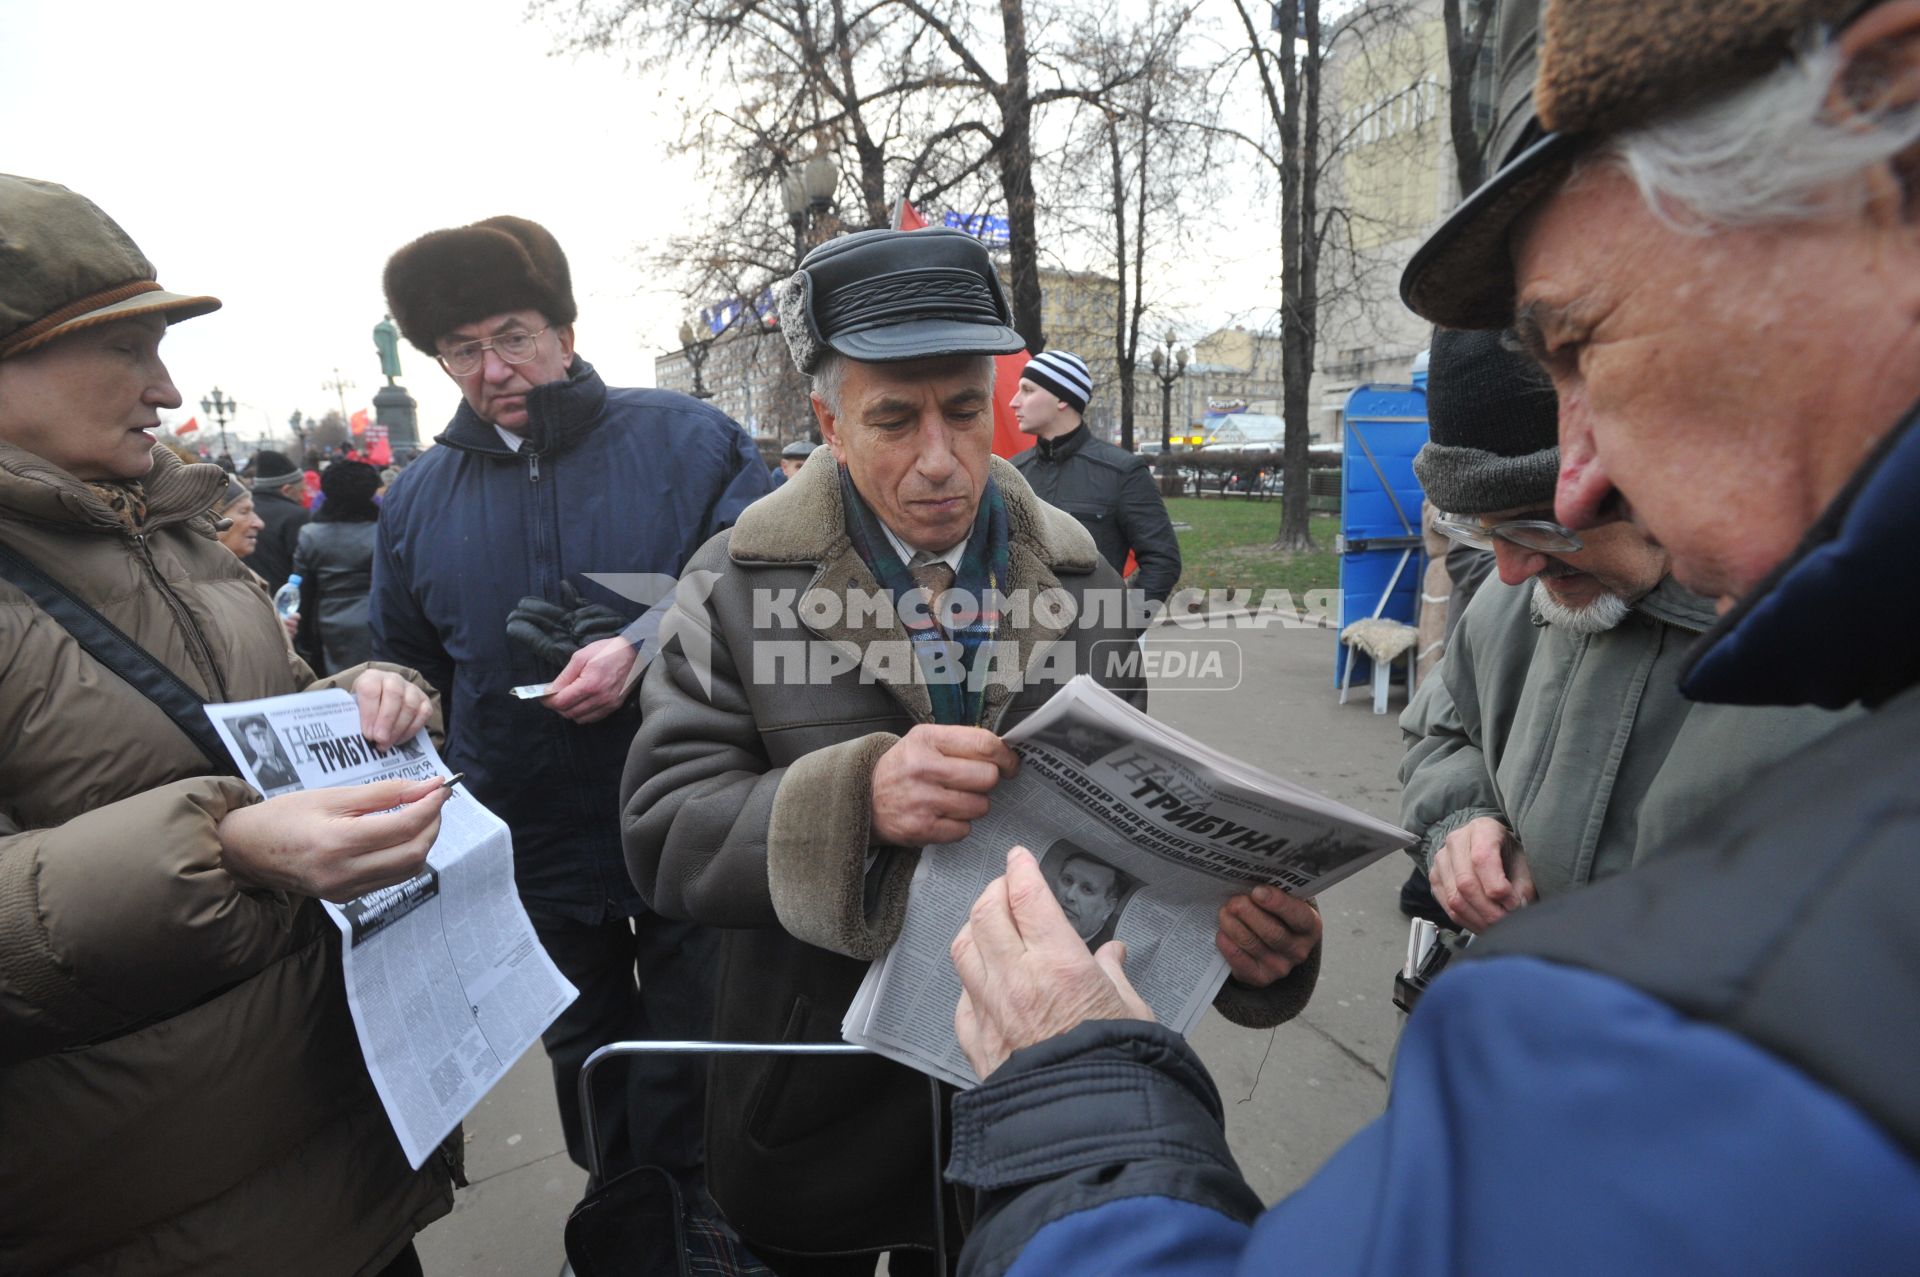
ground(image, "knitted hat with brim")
xmin=1402 ymin=0 xmax=1867 ymax=329
xmin=383 ymin=215 xmax=577 ymax=354
xmin=0 ymin=174 xmax=221 ymax=360
xmin=1413 ymin=328 xmax=1561 ymax=515
xmin=250 ymin=450 xmax=303 ymax=490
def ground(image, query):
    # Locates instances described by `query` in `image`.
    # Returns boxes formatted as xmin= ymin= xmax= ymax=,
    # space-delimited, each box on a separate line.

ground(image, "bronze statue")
xmin=373 ymin=314 xmax=403 ymax=384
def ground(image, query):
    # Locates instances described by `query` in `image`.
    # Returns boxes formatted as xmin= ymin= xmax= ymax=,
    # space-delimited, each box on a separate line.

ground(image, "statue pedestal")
xmin=374 ymin=383 xmax=420 ymax=459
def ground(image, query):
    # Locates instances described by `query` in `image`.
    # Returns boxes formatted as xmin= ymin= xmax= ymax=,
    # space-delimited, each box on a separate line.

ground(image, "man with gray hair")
xmin=1400 ymin=327 xmax=1845 ymax=931
xmin=622 ymin=228 xmax=1322 ymax=1275
xmin=932 ymin=3 xmax=1920 ymax=1273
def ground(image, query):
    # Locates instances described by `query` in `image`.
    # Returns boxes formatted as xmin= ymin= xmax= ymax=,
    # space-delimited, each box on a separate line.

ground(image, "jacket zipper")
xmin=131 ymin=531 xmax=230 ymax=700
xmin=528 ymin=451 xmax=542 ymax=482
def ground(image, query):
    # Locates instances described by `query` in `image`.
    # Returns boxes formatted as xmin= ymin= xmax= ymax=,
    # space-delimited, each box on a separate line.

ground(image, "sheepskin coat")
xmin=621 ymin=450 xmax=1318 ymax=1259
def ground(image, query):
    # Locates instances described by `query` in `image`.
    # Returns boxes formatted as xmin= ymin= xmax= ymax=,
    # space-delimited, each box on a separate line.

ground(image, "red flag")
xmin=893 ymin=198 xmax=929 ymax=231
xmin=350 ymin=409 xmax=370 ymax=436
xmin=991 ymin=351 xmax=1035 ymax=460
xmin=368 ymin=435 xmax=392 ymax=466
xmin=174 ymin=416 xmax=200 ymax=436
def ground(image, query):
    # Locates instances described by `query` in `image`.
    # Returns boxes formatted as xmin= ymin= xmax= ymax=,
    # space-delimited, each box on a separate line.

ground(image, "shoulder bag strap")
xmin=0 ymin=540 xmax=239 ymax=775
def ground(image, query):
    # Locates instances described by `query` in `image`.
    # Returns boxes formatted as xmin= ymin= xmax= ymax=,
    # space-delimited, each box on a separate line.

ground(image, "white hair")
xmin=811 ymin=351 xmax=851 ymax=415
xmin=809 ymin=351 xmax=997 ymax=416
xmin=1592 ymin=31 xmax=1920 ymax=233
xmin=1530 ymin=579 xmax=1631 ymax=635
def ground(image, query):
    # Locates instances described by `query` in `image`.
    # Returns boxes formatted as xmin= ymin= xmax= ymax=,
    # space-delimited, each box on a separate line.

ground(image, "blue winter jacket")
xmin=947 ymin=401 xmax=1920 ymax=1274
xmin=371 ymin=358 xmax=769 ymax=918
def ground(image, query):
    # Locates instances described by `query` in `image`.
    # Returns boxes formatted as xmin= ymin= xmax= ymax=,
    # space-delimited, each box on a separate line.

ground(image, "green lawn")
xmin=1165 ymin=497 xmax=1340 ymax=599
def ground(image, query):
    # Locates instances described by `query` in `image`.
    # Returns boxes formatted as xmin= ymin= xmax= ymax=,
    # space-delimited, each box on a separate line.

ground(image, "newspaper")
xmin=207 ymin=689 xmax=576 ymax=1168
xmin=842 ymin=675 xmax=1412 ymax=1089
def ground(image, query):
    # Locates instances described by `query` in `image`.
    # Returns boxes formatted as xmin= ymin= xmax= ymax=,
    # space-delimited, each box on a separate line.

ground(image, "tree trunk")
xmin=830 ymin=0 xmax=893 ymax=227
xmin=1443 ymin=0 xmax=1497 ymax=198
xmin=1107 ymin=112 xmax=1134 ymax=450
xmin=1273 ymin=0 xmax=1318 ymax=552
xmin=1126 ymin=92 xmax=1151 ymax=453
xmin=997 ymin=0 xmax=1045 ymax=350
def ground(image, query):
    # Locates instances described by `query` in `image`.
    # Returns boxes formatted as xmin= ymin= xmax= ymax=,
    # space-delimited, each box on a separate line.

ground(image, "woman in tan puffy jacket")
xmin=0 ymin=174 xmax=459 ymax=1275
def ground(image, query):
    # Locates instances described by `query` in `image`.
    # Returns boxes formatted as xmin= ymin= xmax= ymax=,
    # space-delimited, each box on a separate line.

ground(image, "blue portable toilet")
xmin=1338 ymin=383 xmax=1428 ymax=686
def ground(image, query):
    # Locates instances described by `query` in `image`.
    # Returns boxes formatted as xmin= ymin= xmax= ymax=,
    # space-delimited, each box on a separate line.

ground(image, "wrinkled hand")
xmin=870 ymin=725 xmax=1019 ymax=846
xmin=952 ymin=846 xmax=1155 ymax=1079
xmin=217 ymin=777 xmax=452 ymax=902
xmin=1430 ymin=816 xmax=1536 ymax=932
xmin=1217 ymin=885 xmax=1320 ymax=987
xmin=352 ymin=669 xmax=434 ymax=752
xmin=544 ymin=636 xmax=641 ymax=724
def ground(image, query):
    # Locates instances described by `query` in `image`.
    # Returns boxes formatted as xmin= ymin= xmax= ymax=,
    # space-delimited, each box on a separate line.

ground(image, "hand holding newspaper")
xmin=843 ymin=676 xmax=1411 ymax=1089
xmin=207 ymin=689 xmax=576 ymax=1168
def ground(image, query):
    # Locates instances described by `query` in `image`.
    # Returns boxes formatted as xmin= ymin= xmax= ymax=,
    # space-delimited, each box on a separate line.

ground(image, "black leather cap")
xmin=775 ymin=228 xmax=1024 ymax=373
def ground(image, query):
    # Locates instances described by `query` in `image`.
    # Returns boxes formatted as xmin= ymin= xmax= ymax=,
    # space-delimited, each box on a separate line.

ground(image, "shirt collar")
xmin=494 ymin=424 xmax=526 ymax=452
xmin=882 ymin=520 xmax=966 ymax=572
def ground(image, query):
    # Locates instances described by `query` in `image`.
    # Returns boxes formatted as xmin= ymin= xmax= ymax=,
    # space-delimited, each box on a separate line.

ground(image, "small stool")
xmin=1339 ymin=618 xmax=1419 ymax=714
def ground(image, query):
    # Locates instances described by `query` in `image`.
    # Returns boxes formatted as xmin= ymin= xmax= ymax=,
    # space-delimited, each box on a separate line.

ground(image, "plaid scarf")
xmin=839 ymin=464 xmax=1009 ymax=726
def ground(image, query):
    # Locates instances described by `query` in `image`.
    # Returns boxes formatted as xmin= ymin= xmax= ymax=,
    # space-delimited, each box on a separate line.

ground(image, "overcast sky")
xmin=4 ymin=0 xmax=1282 ymax=454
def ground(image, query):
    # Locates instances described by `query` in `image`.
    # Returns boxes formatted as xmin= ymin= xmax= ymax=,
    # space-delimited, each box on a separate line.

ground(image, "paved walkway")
xmin=419 ymin=622 xmax=1417 ymax=1273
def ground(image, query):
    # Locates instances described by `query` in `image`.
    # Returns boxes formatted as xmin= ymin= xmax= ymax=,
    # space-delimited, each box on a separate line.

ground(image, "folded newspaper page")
xmin=843 ymin=675 xmax=1412 ymax=1089
xmin=207 ymin=689 xmax=576 ymax=1169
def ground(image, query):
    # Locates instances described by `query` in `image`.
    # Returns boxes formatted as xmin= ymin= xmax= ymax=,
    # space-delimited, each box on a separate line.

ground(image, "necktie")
xmin=909 ymin=559 xmax=955 ymax=626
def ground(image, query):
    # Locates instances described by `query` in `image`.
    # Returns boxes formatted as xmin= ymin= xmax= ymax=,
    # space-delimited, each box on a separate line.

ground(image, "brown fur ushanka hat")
xmin=1401 ymin=0 xmax=1874 ymax=329
xmin=382 ymin=215 xmax=577 ymax=354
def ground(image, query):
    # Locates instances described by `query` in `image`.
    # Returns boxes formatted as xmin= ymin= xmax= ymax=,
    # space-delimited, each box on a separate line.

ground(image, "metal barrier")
xmin=577 ymin=1040 xmax=950 ymax=1275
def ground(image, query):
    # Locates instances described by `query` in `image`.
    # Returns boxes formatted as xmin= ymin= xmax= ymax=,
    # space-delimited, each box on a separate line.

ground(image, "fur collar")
xmin=0 ymin=440 xmax=225 ymax=537
xmin=730 ymin=448 xmax=1098 ymax=573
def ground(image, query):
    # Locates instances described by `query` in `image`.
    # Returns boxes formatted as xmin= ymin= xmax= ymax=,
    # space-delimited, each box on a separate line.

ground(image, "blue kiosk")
xmin=1336 ymin=383 xmax=1429 ymax=700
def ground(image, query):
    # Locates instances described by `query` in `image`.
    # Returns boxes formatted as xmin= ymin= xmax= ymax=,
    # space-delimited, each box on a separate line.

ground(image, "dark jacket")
xmin=1013 ymin=425 xmax=1182 ymax=604
xmin=0 ymin=445 xmax=454 ymax=1275
xmin=372 ymin=357 xmax=769 ymax=918
xmin=241 ymin=485 xmax=309 ymax=592
xmin=944 ymin=403 xmax=1920 ymax=1276
xmin=621 ymin=452 xmax=1316 ymax=1261
xmin=294 ymin=518 xmax=378 ymax=674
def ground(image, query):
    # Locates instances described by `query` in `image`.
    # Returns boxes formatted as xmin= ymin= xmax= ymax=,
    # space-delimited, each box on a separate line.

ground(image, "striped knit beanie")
xmin=1022 ymin=350 xmax=1092 ymax=415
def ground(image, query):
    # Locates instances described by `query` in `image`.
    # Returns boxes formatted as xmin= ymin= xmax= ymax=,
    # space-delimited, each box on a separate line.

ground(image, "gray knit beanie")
xmin=1413 ymin=327 xmax=1559 ymax=514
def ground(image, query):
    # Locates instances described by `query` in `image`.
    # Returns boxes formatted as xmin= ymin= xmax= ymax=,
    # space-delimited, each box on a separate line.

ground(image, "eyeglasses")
xmin=1433 ymin=512 xmax=1584 ymax=554
xmin=437 ymin=327 xmax=549 ymax=376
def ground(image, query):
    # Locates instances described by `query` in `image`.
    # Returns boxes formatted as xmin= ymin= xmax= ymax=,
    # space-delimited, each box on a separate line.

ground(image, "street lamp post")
xmin=1149 ymin=331 xmax=1188 ymax=495
xmin=781 ymin=148 xmax=840 ymax=263
xmin=678 ymin=321 xmax=715 ymax=400
xmin=199 ymin=387 xmax=236 ymax=460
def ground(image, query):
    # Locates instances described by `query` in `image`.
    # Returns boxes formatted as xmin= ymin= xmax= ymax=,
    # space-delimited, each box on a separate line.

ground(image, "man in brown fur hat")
xmin=371 ymin=214 xmax=770 ymax=1211
xmin=931 ymin=3 xmax=1920 ymax=1274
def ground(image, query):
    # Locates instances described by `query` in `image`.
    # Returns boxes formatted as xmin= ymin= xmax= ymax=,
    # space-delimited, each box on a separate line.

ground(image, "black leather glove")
xmin=506 ymin=595 xmax=579 ymax=673
xmin=506 ymin=582 xmax=631 ymax=673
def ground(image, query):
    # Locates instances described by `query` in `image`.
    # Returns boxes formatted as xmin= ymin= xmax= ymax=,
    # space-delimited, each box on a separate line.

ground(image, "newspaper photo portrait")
xmin=231 ymin=713 xmax=301 ymax=794
xmin=1039 ymin=840 xmax=1141 ymax=951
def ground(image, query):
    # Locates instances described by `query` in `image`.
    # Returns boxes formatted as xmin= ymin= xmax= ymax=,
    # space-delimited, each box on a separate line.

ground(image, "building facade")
xmin=1313 ymin=0 xmax=1498 ymax=436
